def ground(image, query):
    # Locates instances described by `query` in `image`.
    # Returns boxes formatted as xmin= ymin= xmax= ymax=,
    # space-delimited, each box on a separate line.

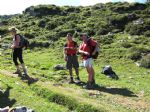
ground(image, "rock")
xmin=129 ymin=76 xmax=134 ymax=79
xmin=135 ymin=62 xmax=141 ymax=67
xmin=133 ymin=18 xmax=144 ymax=25
xmin=54 ymin=64 xmax=66 ymax=70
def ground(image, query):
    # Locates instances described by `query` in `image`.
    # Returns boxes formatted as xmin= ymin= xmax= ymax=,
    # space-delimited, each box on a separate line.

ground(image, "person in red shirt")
xmin=64 ymin=33 xmax=80 ymax=84
xmin=79 ymin=33 xmax=99 ymax=89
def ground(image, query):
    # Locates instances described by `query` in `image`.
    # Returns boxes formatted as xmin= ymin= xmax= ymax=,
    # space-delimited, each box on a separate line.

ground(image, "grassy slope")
xmin=0 ymin=3 xmax=150 ymax=111
xmin=0 ymin=33 xmax=150 ymax=111
xmin=0 ymin=74 xmax=69 ymax=112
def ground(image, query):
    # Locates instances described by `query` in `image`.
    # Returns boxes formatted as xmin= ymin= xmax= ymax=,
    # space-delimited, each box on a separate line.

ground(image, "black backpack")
xmin=102 ymin=65 xmax=119 ymax=80
xmin=15 ymin=34 xmax=29 ymax=49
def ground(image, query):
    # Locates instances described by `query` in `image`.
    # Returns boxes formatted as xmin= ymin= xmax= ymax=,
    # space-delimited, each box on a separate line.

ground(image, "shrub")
xmin=46 ymin=22 xmax=57 ymax=30
xmin=109 ymin=14 xmax=128 ymax=29
xmin=144 ymin=31 xmax=150 ymax=37
xmin=96 ymin=27 xmax=111 ymax=35
xmin=31 ymin=85 xmax=105 ymax=112
xmin=23 ymin=33 xmax=35 ymax=39
xmin=140 ymin=54 xmax=150 ymax=68
xmin=57 ymin=29 xmax=74 ymax=37
xmin=30 ymin=41 xmax=50 ymax=48
xmin=0 ymin=27 xmax=8 ymax=35
xmin=125 ymin=23 xmax=144 ymax=35
xmin=121 ymin=42 xmax=132 ymax=48
xmin=98 ymin=35 xmax=114 ymax=44
xmin=127 ymin=50 xmax=141 ymax=61
xmin=127 ymin=47 xmax=150 ymax=61
xmin=38 ymin=20 xmax=46 ymax=28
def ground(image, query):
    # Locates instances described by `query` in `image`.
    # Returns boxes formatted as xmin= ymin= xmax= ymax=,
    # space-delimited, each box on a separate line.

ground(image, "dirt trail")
xmin=0 ymin=69 xmax=150 ymax=112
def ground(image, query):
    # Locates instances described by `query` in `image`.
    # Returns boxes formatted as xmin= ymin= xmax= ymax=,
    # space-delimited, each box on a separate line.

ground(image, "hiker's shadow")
xmin=75 ymin=82 xmax=137 ymax=97
xmin=20 ymin=74 xmax=38 ymax=85
xmin=0 ymin=86 xmax=16 ymax=108
xmin=93 ymin=85 xmax=137 ymax=97
xmin=75 ymin=81 xmax=87 ymax=87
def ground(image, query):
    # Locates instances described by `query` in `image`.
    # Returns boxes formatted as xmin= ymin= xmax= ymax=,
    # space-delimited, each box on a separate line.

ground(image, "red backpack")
xmin=87 ymin=38 xmax=99 ymax=59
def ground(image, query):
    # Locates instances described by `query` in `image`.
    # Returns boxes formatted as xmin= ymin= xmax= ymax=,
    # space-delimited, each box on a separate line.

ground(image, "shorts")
xmin=83 ymin=58 xmax=93 ymax=68
xmin=66 ymin=55 xmax=79 ymax=69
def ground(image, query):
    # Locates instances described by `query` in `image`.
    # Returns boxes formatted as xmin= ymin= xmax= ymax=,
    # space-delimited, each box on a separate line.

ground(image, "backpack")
xmin=87 ymin=38 xmax=99 ymax=59
xmin=15 ymin=34 xmax=29 ymax=49
xmin=102 ymin=65 xmax=119 ymax=80
xmin=9 ymin=106 xmax=35 ymax=112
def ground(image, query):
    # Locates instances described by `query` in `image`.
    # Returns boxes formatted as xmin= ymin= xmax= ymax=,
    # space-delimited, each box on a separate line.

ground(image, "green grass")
xmin=0 ymin=33 xmax=150 ymax=112
xmin=0 ymin=74 xmax=69 ymax=112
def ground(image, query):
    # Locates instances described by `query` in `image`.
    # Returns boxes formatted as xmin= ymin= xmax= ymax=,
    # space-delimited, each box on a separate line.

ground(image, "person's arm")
xmin=63 ymin=44 xmax=67 ymax=61
xmin=79 ymin=44 xmax=90 ymax=56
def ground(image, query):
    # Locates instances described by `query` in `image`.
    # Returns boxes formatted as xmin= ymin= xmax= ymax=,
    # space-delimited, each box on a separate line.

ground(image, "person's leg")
xmin=21 ymin=63 xmax=28 ymax=75
xmin=88 ymin=66 xmax=95 ymax=84
xmin=75 ymin=68 xmax=79 ymax=77
xmin=13 ymin=49 xmax=21 ymax=74
xmin=73 ymin=55 xmax=80 ymax=80
xmin=18 ymin=49 xmax=28 ymax=75
xmin=66 ymin=56 xmax=74 ymax=83
xmin=83 ymin=58 xmax=95 ymax=89
xmin=86 ymin=67 xmax=90 ymax=81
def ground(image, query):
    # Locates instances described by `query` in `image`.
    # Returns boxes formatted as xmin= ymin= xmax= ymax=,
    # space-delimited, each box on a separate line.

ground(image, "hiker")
xmin=0 ymin=106 xmax=9 ymax=112
xmin=9 ymin=27 xmax=28 ymax=76
xmin=64 ymin=33 xmax=80 ymax=83
xmin=0 ymin=106 xmax=34 ymax=112
xmin=79 ymin=33 xmax=99 ymax=89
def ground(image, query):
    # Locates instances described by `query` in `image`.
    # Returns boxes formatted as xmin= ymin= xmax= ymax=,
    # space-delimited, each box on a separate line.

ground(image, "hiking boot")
xmin=69 ymin=77 xmax=74 ymax=84
xmin=13 ymin=70 xmax=21 ymax=74
xmin=91 ymin=79 xmax=96 ymax=85
xmin=75 ymin=77 xmax=81 ymax=84
xmin=23 ymin=74 xmax=30 ymax=79
xmin=83 ymin=82 xmax=94 ymax=89
xmin=13 ymin=70 xmax=22 ymax=77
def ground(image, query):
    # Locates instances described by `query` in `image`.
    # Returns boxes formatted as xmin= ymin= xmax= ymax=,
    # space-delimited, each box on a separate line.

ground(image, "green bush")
xmin=31 ymin=85 xmax=105 ymax=112
xmin=23 ymin=33 xmax=35 ymax=39
xmin=127 ymin=50 xmax=141 ymax=61
xmin=96 ymin=27 xmax=111 ymax=35
xmin=125 ymin=23 xmax=144 ymax=35
xmin=109 ymin=14 xmax=128 ymax=29
xmin=127 ymin=47 xmax=150 ymax=61
xmin=98 ymin=35 xmax=114 ymax=44
xmin=0 ymin=27 xmax=8 ymax=35
xmin=57 ymin=29 xmax=74 ymax=37
xmin=46 ymin=22 xmax=57 ymax=30
xmin=30 ymin=41 xmax=50 ymax=48
xmin=140 ymin=54 xmax=150 ymax=68
xmin=38 ymin=20 xmax=46 ymax=28
xmin=121 ymin=42 xmax=132 ymax=48
xmin=144 ymin=31 xmax=150 ymax=37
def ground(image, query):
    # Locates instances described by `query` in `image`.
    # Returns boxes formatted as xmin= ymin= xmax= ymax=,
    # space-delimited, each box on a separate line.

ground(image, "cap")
xmin=67 ymin=33 xmax=72 ymax=37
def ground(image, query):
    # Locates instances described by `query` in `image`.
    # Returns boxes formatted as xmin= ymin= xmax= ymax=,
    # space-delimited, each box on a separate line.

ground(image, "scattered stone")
xmin=53 ymin=83 xmax=63 ymax=87
xmin=129 ymin=76 xmax=134 ymax=79
xmin=54 ymin=64 xmax=66 ymax=70
xmin=135 ymin=62 xmax=141 ymax=67
xmin=133 ymin=18 xmax=144 ymax=25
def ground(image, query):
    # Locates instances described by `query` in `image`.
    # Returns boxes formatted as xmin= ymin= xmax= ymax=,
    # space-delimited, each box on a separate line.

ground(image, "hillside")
xmin=0 ymin=2 xmax=150 ymax=112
